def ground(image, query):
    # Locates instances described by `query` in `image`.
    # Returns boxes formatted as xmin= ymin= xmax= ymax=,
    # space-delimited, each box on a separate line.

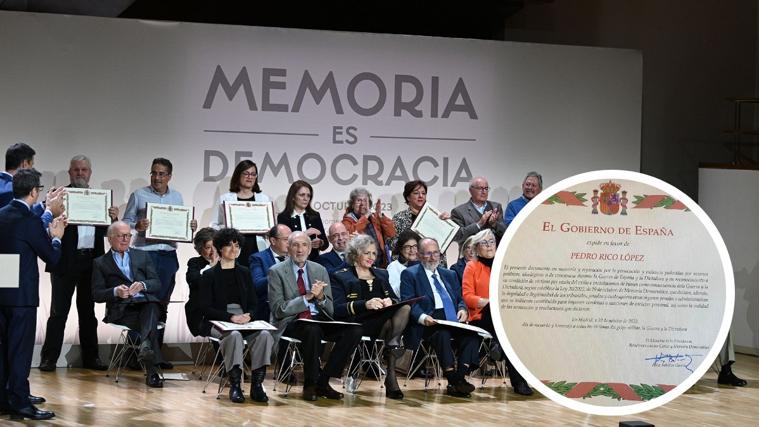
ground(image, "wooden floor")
xmin=10 ymin=353 xmax=759 ymax=426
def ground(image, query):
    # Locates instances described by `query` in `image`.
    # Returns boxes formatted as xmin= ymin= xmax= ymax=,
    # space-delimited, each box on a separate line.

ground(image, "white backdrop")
xmin=699 ymin=168 xmax=759 ymax=355
xmin=0 ymin=11 xmax=641 ymax=356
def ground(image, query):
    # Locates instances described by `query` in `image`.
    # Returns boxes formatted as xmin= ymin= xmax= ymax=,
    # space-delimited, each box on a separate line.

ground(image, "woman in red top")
xmin=342 ymin=187 xmax=396 ymax=268
xmin=462 ymin=229 xmax=533 ymax=396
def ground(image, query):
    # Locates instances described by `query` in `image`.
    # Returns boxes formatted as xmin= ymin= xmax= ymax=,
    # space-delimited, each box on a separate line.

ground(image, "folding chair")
xmin=202 ymin=336 xmax=253 ymax=399
xmin=404 ymin=339 xmax=442 ymax=390
xmin=106 ymin=324 xmax=141 ymax=383
xmin=474 ymin=333 xmax=508 ymax=387
xmin=344 ymin=337 xmax=385 ymax=393
xmin=273 ymin=336 xmax=303 ymax=396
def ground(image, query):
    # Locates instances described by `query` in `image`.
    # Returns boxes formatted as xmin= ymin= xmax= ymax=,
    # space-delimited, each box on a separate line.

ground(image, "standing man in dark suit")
xmin=248 ymin=224 xmax=291 ymax=321
xmin=91 ymin=221 xmax=166 ymax=388
xmin=39 ymin=155 xmax=118 ymax=371
xmin=1 ymin=143 xmax=36 ymax=208
xmin=400 ymin=237 xmax=480 ymax=398
xmin=450 ymin=176 xmax=506 ymax=245
xmin=268 ymin=231 xmax=362 ymax=401
xmin=0 ymin=168 xmax=65 ymax=420
xmin=316 ymin=222 xmax=349 ymax=273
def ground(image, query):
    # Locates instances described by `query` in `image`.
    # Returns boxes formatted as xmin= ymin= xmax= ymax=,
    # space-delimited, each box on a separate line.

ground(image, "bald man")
xmin=316 ymin=222 xmax=349 ymax=273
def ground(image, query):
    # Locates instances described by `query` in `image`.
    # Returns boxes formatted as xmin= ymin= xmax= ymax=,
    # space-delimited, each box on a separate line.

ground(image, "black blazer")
xmin=317 ymin=249 xmax=347 ymax=274
xmin=197 ymin=263 xmax=257 ymax=337
xmin=91 ymin=248 xmax=162 ymax=324
xmin=185 ymin=256 xmax=210 ymax=336
xmin=331 ymin=266 xmax=398 ymax=321
xmin=276 ymin=210 xmax=328 ymax=260
xmin=0 ymin=200 xmax=62 ymax=307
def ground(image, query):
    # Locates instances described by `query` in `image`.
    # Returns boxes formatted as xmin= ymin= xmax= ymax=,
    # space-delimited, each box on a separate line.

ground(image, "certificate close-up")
xmin=145 ymin=203 xmax=194 ymax=242
xmin=223 ymin=201 xmax=275 ymax=234
xmin=492 ymin=171 xmax=733 ymax=416
xmin=64 ymin=188 xmax=112 ymax=226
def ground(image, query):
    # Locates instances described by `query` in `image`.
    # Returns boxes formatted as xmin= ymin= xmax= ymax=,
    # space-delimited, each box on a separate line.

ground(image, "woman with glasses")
xmin=276 ymin=180 xmax=328 ymax=261
xmin=462 ymin=229 xmax=533 ymax=396
xmin=342 ymin=187 xmax=396 ymax=268
xmin=198 ymin=228 xmax=274 ymax=403
xmin=331 ymin=234 xmax=409 ymax=399
xmin=212 ymin=160 xmax=272 ymax=265
xmin=386 ymin=230 xmax=421 ymax=298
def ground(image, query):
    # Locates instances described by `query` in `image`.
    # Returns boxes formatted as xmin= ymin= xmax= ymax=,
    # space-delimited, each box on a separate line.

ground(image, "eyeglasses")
xmin=150 ymin=171 xmax=170 ymax=178
xmin=402 ymin=244 xmax=418 ymax=251
xmin=471 ymin=186 xmax=489 ymax=192
xmin=477 ymin=239 xmax=496 ymax=247
xmin=114 ymin=234 xmax=131 ymax=240
xmin=242 ymin=172 xmax=257 ymax=178
xmin=421 ymin=251 xmax=440 ymax=258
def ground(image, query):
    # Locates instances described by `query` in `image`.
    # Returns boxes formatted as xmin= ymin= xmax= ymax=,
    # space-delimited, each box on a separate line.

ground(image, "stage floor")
xmin=11 ymin=353 xmax=759 ymax=426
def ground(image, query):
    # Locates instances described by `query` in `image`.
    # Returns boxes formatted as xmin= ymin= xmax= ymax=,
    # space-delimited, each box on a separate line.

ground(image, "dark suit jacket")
xmin=276 ymin=211 xmax=328 ymax=260
xmin=45 ymin=223 xmax=107 ymax=276
xmin=249 ymin=249 xmax=279 ymax=321
xmin=331 ymin=267 xmax=397 ymax=321
xmin=317 ymin=250 xmax=346 ymax=274
xmin=450 ymin=200 xmax=506 ymax=244
xmin=185 ymin=256 xmax=210 ymax=336
xmin=400 ymin=263 xmax=466 ymax=323
xmin=197 ymin=263 xmax=257 ymax=337
xmin=91 ymin=248 xmax=161 ymax=324
xmin=0 ymin=200 xmax=62 ymax=307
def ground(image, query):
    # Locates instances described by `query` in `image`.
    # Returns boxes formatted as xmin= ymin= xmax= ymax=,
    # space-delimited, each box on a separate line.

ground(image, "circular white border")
xmin=489 ymin=170 xmax=735 ymax=416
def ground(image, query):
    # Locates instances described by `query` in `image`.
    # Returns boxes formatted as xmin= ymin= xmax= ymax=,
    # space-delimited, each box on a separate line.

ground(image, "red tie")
xmin=297 ymin=268 xmax=312 ymax=319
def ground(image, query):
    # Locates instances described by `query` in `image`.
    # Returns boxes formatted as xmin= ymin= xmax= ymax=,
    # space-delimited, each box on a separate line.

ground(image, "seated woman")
xmin=185 ymin=227 xmax=217 ymax=337
xmin=462 ymin=229 xmax=533 ymax=396
xmin=198 ymin=228 xmax=274 ymax=403
xmin=341 ymin=187 xmax=396 ymax=268
xmin=449 ymin=235 xmax=476 ymax=285
xmin=386 ymin=230 xmax=421 ymax=298
xmin=331 ymin=234 xmax=410 ymax=400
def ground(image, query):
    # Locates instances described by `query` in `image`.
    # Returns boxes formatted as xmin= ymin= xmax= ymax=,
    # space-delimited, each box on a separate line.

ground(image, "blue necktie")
xmin=431 ymin=273 xmax=458 ymax=321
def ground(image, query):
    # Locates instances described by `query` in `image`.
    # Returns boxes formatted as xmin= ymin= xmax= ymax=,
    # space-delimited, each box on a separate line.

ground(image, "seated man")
xmin=268 ymin=231 xmax=362 ymax=401
xmin=91 ymin=221 xmax=165 ymax=387
xmin=316 ymin=222 xmax=349 ymax=273
xmin=249 ymin=224 xmax=291 ymax=321
xmin=400 ymin=237 xmax=480 ymax=397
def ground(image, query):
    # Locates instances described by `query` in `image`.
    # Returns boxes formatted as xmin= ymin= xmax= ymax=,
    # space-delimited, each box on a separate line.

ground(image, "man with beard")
xmin=39 ymin=156 xmax=118 ymax=371
xmin=504 ymin=171 xmax=542 ymax=227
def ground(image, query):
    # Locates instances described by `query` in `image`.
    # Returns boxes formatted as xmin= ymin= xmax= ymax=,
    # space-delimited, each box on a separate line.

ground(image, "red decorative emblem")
xmin=599 ymin=181 xmax=621 ymax=215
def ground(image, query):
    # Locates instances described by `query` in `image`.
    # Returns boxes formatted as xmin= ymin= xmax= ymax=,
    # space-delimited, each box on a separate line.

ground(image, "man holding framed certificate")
xmin=123 ymin=158 xmax=197 ymax=363
xmin=39 ymin=155 xmax=118 ymax=372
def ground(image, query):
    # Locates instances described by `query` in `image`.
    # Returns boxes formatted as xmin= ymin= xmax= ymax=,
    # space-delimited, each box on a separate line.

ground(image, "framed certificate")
xmin=410 ymin=203 xmax=460 ymax=253
xmin=64 ymin=188 xmax=112 ymax=226
xmin=145 ymin=202 xmax=194 ymax=242
xmin=223 ymin=201 xmax=275 ymax=234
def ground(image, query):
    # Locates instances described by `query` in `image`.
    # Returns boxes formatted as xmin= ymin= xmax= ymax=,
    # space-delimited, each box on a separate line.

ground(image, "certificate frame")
xmin=145 ymin=202 xmax=194 ymax=242
xmin=410 ymin=203 xmax=460 ymax=253
xmin=64 ymin=188 xmax=112 ymax=226
xmin=223 ymin=201 xmax=275 ymax=234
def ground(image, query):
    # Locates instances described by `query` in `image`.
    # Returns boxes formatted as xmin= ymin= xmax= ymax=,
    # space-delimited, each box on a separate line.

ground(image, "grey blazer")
xmin=267 ymin=259 xmax=334 ymax=342
xmin=450 ymin=200 xmax=506 ymax=244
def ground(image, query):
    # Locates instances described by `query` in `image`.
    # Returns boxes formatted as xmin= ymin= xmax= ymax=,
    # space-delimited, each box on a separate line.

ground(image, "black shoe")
xmin=386 ymin=388 xmax=404 ymax=400
xmin=302 ymin=385 xmax=318 ymax=401
xmin=445 ymin=384 xmax=471 ymax=398
xmin=456 ymin=378 xmax=476 ymax=394
xmin=250 ymin=383 xmax=269 ymax=403
xmin=28 ymin=394 xmax=46 ymax=404
xmin=83 ymin=358 xmax=108 ymax=371
xmin=315 ymin=383 xmax=343 ymax=400
xmin=38 ymin=360 xmax=56 ymax=372
xmin=158 ymin=361 xmax=174 ymax=370
xmin=718 ymin=364 xmax=748 ymax=387
xmin=10 ymin=405 xmax=55 ymax=420
xmin=228 ymin=367 xmax=245 ymax=403
xmin=146 ymin=372 xmax=164 ymax=388
xmin=513 ymin=382 xmax=534 ymax=396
